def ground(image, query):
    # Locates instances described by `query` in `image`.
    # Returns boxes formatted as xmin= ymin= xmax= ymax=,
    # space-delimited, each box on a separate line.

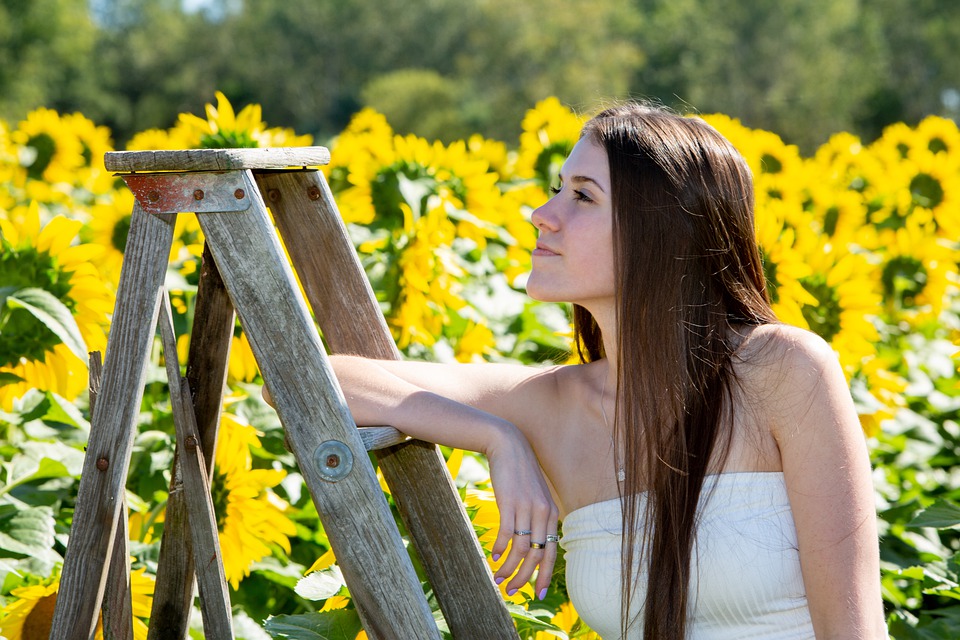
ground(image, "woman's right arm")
xmin=268 ymin=355 xmax=562 ymax=600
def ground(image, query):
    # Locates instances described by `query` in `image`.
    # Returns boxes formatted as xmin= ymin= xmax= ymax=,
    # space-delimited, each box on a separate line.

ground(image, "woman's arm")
xmin=767 ymin=328 xmax=888 ymax=638
xmin=266 ymin=355 xmax=561 ymax=598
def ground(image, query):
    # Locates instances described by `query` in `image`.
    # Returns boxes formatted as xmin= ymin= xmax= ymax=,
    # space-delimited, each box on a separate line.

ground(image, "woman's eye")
xmin=573 ymin=189 xmax=593 ymax=203
xmin=550 ymin=185 xmax=561 ymax=195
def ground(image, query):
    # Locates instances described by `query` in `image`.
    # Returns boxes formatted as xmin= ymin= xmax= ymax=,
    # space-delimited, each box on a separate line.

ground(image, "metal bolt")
xmin=234 ymin=188 xmax=245 ymax=199
xmin=96 ymin=457 xmax=109 ymax=471
xmin=314 ymin=440 xmax=353 ymax=482
xmin=185 ymin=435 xmax=198 ymax=450
xmin=193 ymin=189 xmax=205 ymax=200
xmin=147 ymin=190 xmax=160 ymax=203
xmin=307 ymin=186 xmax=321 ymax=201
xmin=267 ymin=189 xmax=281 ymax=202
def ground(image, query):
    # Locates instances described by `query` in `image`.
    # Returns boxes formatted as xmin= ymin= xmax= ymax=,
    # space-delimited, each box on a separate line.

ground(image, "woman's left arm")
xmin=769 ymin=329 xmax=888 ymax=639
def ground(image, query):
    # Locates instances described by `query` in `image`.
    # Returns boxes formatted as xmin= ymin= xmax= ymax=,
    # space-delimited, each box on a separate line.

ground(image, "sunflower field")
xmin=0 ymin=93 xmax=959 ymax=639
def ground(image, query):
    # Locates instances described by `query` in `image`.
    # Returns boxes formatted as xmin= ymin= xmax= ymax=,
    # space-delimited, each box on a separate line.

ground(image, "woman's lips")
xmin=533 ymin=242 xmax=559 ymax=256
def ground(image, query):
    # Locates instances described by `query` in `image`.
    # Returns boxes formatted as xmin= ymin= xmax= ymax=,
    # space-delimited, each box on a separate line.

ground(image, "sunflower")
xmin=10 ymin=108 xmax=84 ymax=193
xmin=212 ymin=412 xmax=296 ymax=589
xmin=753 ymin=198 xmax=819 ymax=328
xmin=533 ymin=601 xmax=601 ymax=640
xmin=515 ymin=97 xmax=585 ymax=185
xmin=792 ymin=230 xmax=883 ymax=378
xmin=172 ymin=91 xmax=313 ymax=150
xmin=867 ymin=215 xmax=960 ymax=324
xmin=0 ymin=202 xmax=113 ymax=410
xmin=0 ymin=568 xmax=155 ymax=640
xmin=326 ymin=113 xmax=529 ymax=353
xmin=86 ymin=189 xmax=135 ymax=287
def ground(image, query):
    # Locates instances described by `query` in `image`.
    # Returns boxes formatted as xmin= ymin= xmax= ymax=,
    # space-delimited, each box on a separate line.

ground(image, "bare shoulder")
xmin=735 ymin=323 xmax=853 ymax=436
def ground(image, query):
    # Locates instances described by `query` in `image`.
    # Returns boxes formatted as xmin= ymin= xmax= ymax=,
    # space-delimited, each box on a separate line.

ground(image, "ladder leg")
xmin=257 ymin=170 xmax=519 ymax=639
xmin=50 ymin=205 xmax=176 ymax=639
xmin=198 ymin=170 xmax=439 ymax=640
xmin=157 ymin=292 xmax=234 ymax=639
xmin=148 ymin=243 xmax=235 ymax=640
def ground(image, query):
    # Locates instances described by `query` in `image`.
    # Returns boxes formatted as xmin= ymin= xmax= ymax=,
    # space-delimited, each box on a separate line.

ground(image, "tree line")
xmin=2 ymin=0 xmax=958 ymax=152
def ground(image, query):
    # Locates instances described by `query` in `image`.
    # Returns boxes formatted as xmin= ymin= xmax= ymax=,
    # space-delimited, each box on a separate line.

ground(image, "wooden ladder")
xmin=49 ymin=147 xmax=519 ymax=640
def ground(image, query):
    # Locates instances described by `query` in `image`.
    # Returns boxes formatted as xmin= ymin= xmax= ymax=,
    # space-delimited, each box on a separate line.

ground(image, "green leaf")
xmin=0 ymin=371 xmax=25 ymax=386
xmin=1 ymin=456 xmax=71 ymax=497
xmin=0 ymin=504 xmax=57 ymax=560
xmin=263 ymin=610 xmax=363 ymax=640
xmin=5 ymin=288 xmax=88 ymax=363
xmin=908 ymin=500 xmax=960 ymax=529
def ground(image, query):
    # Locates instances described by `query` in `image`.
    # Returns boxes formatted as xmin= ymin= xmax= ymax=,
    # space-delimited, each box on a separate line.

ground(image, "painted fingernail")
xmin=507 ymin=588 xmax=518 ymax=596
xmin=492 ymin=553 xmax=500 ymax=562
xmin=538 ymin=588 xmax=548 ymax=600
xmin=495 ymin=576 xmax=505 ymax=585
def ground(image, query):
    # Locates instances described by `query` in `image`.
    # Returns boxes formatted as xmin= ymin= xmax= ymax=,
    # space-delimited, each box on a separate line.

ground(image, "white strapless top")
xmin=560 ymin=472 xmax=815 ymax=639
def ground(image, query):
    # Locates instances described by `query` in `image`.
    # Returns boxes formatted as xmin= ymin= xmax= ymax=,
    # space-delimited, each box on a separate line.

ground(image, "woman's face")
xmin=526 ymin=137 xmax=615 ymax=309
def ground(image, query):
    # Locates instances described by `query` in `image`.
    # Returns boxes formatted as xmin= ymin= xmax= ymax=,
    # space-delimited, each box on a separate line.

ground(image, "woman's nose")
xmin=531 ymin=199 xmax=559 ymax=232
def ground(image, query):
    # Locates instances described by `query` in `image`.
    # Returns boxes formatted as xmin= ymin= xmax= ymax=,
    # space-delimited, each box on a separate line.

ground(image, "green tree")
xmin=0 ymin=0 xmax=98 ymax=123
xmin=631 ymin=0 xmax=886 ymax=151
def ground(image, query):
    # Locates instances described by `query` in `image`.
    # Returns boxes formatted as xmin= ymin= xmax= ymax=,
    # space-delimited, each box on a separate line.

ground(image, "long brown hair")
xmin=574 ymin=103 xmax=777 ymax=639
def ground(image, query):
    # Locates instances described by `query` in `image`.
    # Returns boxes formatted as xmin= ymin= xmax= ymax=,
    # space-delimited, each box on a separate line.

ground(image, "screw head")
xmin=234 ymin=188 xmax=245 ymax=199
xmin=96 ymin=457 xmax=109 ymax=471
xmin=193 ymin=189 xmax=204 ymax=200
xmin=307 ymin=186 xmax=322 ymax=201
xmin=147 ymin=190 xmax=160 ymax=203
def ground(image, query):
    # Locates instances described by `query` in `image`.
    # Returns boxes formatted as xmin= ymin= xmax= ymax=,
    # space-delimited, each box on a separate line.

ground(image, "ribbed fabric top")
xmin=560 ymin=472 xmax=815 ymax=639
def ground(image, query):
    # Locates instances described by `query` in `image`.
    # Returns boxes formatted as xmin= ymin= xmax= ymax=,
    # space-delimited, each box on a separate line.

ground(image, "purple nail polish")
xmin=492 ymin=553 xmax=500 ymax=562
xmin=507 ymin=588 xmax=518 ymax=596
xmin=495 ymin=576 xmax=505 ymax=585
xmin=538 ymin=588 xmax=548 ymax=600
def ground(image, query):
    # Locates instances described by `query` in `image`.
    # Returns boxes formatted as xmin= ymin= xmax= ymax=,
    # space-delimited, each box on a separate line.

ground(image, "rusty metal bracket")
xmin=120 ymin=172 xmax=252 ymax=215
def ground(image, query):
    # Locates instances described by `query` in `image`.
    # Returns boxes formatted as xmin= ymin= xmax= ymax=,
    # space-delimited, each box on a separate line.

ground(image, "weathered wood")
xmin=257 ymin=170 xmax=519 ymax=639
xmin=148 ymin=243 xmax=235 ymax=640
xmin=200 ymin=169 xmax=439 ymax=639
xmin=92 ymin=352 xmax=135 ymax=640
xmin=157 ymin=292 xmax=234 ymax=639
xmin=102 ymin=500 xmax=134 ymax=640
xmin=50 ymin=205 xmax=176 ymax=639
xmin=104 ymin=147 xmax=330 ymax=173
xmin=358 ymin=426 xmax=410 ymax=451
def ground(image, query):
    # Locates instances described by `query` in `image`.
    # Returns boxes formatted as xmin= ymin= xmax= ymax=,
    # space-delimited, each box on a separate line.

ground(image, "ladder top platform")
xmin=104 ymin=146 xmax=331 ymax=173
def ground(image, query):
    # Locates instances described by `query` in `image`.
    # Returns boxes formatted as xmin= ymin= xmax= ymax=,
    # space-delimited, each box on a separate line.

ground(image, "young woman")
xmin=319 ymin=104 xmax=888 ymax=638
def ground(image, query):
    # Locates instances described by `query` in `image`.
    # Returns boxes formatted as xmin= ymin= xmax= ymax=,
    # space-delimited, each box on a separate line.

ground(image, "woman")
xmin=321 ymin=103 xmax=887 ymax=638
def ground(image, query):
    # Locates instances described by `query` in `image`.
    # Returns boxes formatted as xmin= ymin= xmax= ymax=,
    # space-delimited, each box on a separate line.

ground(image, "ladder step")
xmin=104 ymin=147 xmax=331 ymax=173
xmin=358 ymin=426 xmax=411 ymax=451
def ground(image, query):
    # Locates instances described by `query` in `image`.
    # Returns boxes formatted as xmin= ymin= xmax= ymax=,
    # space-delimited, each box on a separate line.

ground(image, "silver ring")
xmin=513 ymin=529 xmax=532 ymax=536
xmin=530 ymin=541 xmax=546 ymax=549
xmin=545 ymin=534 xmax=559 ymax=543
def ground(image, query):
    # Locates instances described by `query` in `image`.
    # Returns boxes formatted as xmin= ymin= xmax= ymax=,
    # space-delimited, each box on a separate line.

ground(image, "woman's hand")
xmin=486 ymin=428 xmax=559 ymax=601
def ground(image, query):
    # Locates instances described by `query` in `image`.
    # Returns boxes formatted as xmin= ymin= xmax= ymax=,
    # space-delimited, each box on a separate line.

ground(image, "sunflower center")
xmin=909 ymin=173 xmax=944 ymax=209
xmin=760 ymin=153 xmax=783 ymax=174
xmin=200 ymin=130 xmax=258 ymax=149
xmin=23 ymin=592 xmax=57 ymax=638
xmin=25 ymin=133 xmax=56 ymax=180
xmin=112 ymin=214 xmax=132 ymax=253
xmin=881 ymin=256 xmax=926 ymax=309
xmin=800 ymin=275 xmax=842 ymax=342
xmin=0 ymin=246 xmax=77 ymax=367
xmin=210 ymin=468 xmax=230 ymax=529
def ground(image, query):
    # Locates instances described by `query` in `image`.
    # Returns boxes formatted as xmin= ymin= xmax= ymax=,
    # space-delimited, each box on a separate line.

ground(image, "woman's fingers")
xmin=496 ymin=499 xmax=559 ymax=596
